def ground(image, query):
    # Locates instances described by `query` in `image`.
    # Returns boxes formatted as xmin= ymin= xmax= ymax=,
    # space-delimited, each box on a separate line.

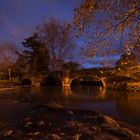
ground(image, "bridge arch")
xmin=20 ymin=78 xmax=32 ymax=85
xmin=20 ymin=76 xmax=41 ymax=87
xmin=70 ymin=77 xmax=81 ymax=86
xmin=41 ymin=75 xmax=62 ymax=86
xmin=62 ymin=75 xmax=106 ymax=88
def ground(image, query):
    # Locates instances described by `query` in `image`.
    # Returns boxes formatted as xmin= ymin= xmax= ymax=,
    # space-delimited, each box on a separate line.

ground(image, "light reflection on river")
xmin=0 ymin=85 xmax=140 ymax=127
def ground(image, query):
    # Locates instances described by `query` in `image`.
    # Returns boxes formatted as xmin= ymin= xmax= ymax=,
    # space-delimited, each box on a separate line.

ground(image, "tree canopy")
xmin=37 ymin=18 xmax=75 ymax=71
xmin=115 ymin=52 xmax=137 ymax=68
xmin=16 ymin=18 xmax=77 ymax=75
xmin=63 ymin=61 xmax=80 ymax=72
xmin=0 ymin=41 xmax=17 ymax=70
xmin=0 ymin=41 xmax=17 ymax=78
xmin=16 ymin=33 xmax=49 ymax=75
xmin=74 ymin=0 xmax=140 ymax=66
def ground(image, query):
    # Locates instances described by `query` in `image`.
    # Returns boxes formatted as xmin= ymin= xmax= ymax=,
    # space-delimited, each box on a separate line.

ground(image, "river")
xmin=0 ymin=85 xmax=140 ymax=128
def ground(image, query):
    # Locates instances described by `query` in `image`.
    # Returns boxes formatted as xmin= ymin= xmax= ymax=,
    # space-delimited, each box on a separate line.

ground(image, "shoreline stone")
xmin=0 ymin=102 xmax=139 ymax=140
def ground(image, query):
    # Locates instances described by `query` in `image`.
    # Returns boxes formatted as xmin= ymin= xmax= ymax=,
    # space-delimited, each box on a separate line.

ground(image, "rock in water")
xmin=47 ymin=101 xmax=63 ymax=110
xmin=45 ymin=134 xmax=61 ymax=140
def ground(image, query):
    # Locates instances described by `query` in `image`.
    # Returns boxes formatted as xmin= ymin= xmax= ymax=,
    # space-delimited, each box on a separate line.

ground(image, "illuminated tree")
xmin=38 ymin=18 xmax=74 ymax=71
xmin=74 ymin=0 xmax=140 ymax=66
xmin=115 ymin=52 xmax=137 ymax=68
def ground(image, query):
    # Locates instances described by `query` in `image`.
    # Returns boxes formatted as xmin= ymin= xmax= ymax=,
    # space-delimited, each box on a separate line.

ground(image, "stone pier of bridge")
xmin=62 ymin=76 xmax=71 ymax=87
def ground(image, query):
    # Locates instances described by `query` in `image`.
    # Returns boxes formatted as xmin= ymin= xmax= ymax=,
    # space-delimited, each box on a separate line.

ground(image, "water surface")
xmin=0 ymin=86 xmax=140 ymax=128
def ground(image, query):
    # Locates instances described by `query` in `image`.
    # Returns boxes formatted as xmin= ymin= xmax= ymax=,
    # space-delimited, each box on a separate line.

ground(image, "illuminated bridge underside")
xmin=62 ymin=75 xmax=106 ymax=88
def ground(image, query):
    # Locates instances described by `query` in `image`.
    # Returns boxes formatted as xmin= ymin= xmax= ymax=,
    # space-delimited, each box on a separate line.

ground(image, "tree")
xmin=13 ymin=56 xmax=27 ymax=79
xmin=0 ymin=41 xmax=17 ymax=79
xmin=37 ymin=18 xmax=74 ymax=71
xmin=17 ymin=33 xmax=49 ymax=75
xmin=74 ymin=0 xmax=140 ymax=66
xmin=115 ymin=52 xmax=137 ymax=68
xmin=63 ymin=61 xmax=80 ymax=72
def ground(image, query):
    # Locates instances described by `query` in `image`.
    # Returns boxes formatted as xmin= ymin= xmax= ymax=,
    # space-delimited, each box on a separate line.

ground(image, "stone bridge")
xmin=62 ymin=71 xmax=106 ymax=88
xmin=20 ymin=70 xmax=107 ymax=88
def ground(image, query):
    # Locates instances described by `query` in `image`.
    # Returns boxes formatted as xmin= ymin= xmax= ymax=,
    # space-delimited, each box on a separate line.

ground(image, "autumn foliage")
xmin=74 ymin=0 xmax=140 ymax=66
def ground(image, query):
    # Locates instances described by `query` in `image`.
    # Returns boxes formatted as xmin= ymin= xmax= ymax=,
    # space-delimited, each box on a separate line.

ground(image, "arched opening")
xmin=41 ymin=75 xmax=62 ymax=86
xmin=70 ymin=76 xmax=105 ymax=95
xmin=20 ymin=78 xmax=32 ymax=85
xmin=70 ymin=77 xmax=104 ymax=96
xmin=70 ymin=76 xmax=104 ymax=87
xmin=80 ymin=80 xmax=103 ymax=86
xmin=82 ymin=76 xmax=104 ymax=87
xmin=70 ymin=78 xmax=81 ymax=87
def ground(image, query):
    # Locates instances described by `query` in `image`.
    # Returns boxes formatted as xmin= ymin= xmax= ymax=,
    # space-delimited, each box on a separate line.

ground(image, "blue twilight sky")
xmin=0 ymin=0 xmax=120 ymax=67
xmin=0 ymin=0 xmax=82 ymax=44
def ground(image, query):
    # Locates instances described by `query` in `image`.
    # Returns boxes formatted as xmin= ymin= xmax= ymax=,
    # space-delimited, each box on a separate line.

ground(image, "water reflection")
xmin=98 ymin=86 xmax=106 ymax=99
xmin=0 ymin=85 xmax=140 ymax=127
xmin=70 ymin=86 xmax=107 ymax=101
xmin=62 ymin=86 xmax=73 ymax=97
xmin=115 ymin=92 xmax=140 ymax=125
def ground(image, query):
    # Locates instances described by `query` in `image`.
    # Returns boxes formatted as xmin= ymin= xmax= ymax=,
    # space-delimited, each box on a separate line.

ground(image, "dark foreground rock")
xmin=0 ymin=102 xmax=139 ymax=140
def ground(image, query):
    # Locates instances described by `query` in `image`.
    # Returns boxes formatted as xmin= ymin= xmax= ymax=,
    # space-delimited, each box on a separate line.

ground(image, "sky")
xmin=0 ymin=0 xmax=82 ymax=45
xmin=0 ymin=0 xmax=121 ymax=68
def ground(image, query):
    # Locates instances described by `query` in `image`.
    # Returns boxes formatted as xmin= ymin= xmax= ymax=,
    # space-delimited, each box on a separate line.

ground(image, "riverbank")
xmin=0 ymin=101 xmax=139 ymax=140
xmin=0 ymin=80 xmax=18 ymax=88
